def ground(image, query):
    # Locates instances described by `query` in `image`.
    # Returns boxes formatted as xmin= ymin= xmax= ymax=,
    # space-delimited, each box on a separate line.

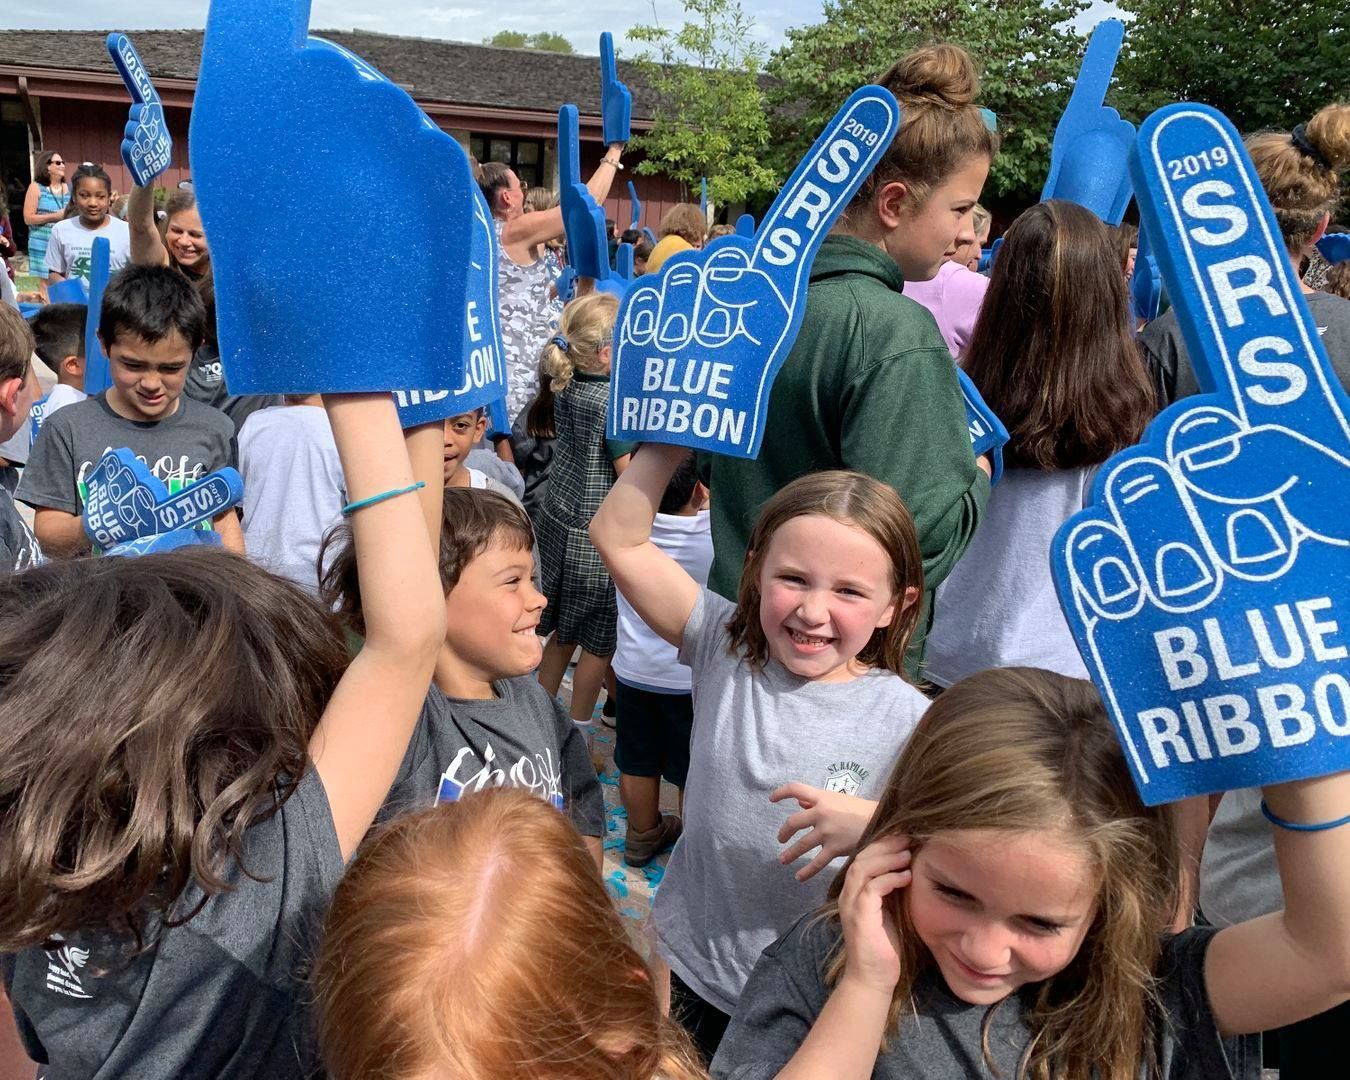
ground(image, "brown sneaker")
xmin=624 ymin=813 xmax=683 ymax=868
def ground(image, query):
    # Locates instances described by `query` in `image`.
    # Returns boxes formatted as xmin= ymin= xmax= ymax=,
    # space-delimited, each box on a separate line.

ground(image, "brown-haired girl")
xmin=534 ymin=291 xmax=633 ymax=725
xmin=1143 ymin=102 xmax=1350 ymax=406
xmin=314 ymin=787 xmax=706 ymax=1080
xmin=591 ymin=445 xmax=928 ymax=1060
xmin=716 ymin=667 xmax=1350 ymax=1080
xmin=0 ymin=395 xmax=446 ymax=1078
xmin=21 ymin=150 xmax=69 ymax=279
xmin=701 ymin=44 xmax=999 ymax=677
xmin=924 ymin=199 xmax=1155 ymax=687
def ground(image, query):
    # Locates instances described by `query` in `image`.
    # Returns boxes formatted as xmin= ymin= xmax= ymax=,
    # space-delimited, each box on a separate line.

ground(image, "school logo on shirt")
xmin=437 ymin=741 xmax=565 ymax=811
xmin=45 ymin=943 xmax=92 ymax=1000
xmin=824 ymin=760 xmax=869 ymax=797
xmin=197 ymin=359 xmax=224 ymax=387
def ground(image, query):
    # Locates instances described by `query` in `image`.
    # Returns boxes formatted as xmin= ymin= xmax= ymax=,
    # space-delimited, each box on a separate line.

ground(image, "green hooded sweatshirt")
xmin=704 ymin=234 xmax=990 ymax=674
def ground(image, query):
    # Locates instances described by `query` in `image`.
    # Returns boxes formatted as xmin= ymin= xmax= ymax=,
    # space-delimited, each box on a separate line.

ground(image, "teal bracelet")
xmin=1260 ymin=799 xmax=1350 ymax=833
xmin=341 ymin=481 xmax=426 ymax=517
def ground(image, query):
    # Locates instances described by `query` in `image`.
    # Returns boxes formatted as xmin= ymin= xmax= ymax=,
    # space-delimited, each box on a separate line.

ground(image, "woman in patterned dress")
xmin=22 ymin=151 xmax=70 ymax=280
xmin=533 ymin=293 xmax=633 ymax=725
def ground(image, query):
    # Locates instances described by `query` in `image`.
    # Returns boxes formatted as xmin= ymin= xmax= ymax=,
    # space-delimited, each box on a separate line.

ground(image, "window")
xmin=468 ymin=134 xmax=547 ymax=188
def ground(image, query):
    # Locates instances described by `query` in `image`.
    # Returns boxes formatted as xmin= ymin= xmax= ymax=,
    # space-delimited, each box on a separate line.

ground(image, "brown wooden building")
xmin=0 ymin=29 xmax=693 ymax=248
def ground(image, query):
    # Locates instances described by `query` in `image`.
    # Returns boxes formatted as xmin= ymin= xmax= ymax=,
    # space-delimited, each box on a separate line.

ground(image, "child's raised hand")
xmin=838 ymin=836 xmax=910 ymax=994
xmin=772 ymin=782 xmax=877 ymax=882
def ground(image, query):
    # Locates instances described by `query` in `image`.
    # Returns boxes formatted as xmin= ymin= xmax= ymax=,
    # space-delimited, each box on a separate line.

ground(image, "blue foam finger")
xmin=1040 ymin=19 xmax=1135 ymax=226
xmin=1129 ymin=223 xmax=1162 ymax=323
xmin=609 ymin=86 xmax=902 ymax=459
xmin=1317 ymin=233 xmax=1350 ymax=265
xmin=955 ymin=367 xmax=1009 ymax=485
xmin=700 ymin=176 xmax=708 ymax=217
xmin=556 ymin=265 xmax=579 ymax=303
xmin=107 ymin=34 xmax=174 ymax=187
xmin=599 ymin=32 xmax=632 ymax=147
xmin=190 ymin=0 xmax=475 ymax=395
xmin=83 ymin=448 xmax=244 ymax=550
xmin=628 ymin=180 xmax=642 ymax=231
xmin=1052 ymin=102 xmax=1350 ymax=805
xmin=46 ymin=279 xmax=88 ymax=305
xmin=84 ymin=237 xmax=113 ymax=396
xmin=558 ymin=105 xmax=615 ymax=287
xmin=642 ymin=227 xmax=657 ymax=247
xmin=105 ymin=530 xmax=223 ymax=559
xmin=396 ymin=186 xmax=508 ymax=428
xmin=615 ymin=242 xmax=634 ymax=283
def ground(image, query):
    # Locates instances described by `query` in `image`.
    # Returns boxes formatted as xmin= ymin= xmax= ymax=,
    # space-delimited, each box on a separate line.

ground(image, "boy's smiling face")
xmin=101 ymin=331 xmax=192 ymax=422
xmin=441 ymin=533 xmax=545 ymax=695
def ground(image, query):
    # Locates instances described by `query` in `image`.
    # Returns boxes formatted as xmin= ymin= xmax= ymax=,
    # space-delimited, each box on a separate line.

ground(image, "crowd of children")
xmin=0 ymin=32 xmax=1348 ymax=1080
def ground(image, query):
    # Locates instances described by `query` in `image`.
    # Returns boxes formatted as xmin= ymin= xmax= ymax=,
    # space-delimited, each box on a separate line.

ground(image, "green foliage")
xmin=1114 ymin=0 xmax=1350 ymax=134
xmin=483 ymin=30 xmax=575 ymax=53
xmin=765 ymin=0 xmax=1089 ymax=203
xmin=627 ymin=0 xmax=778 ymax=206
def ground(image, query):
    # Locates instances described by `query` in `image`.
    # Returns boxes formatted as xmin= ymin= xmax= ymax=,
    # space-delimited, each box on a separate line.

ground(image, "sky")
xmin=0 ymin=0 xmax=1122 ymax=56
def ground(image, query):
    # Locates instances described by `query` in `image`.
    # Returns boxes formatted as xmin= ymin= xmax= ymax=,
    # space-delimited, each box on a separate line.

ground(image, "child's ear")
xmin=473 ymin=414 xmax=488 ymax=440
xmin=875 ymin=585 xmax=919 ymax=630
xmin=692 ymin=480 xmax=710 ymax=510
xmin=0 ymin=376 xmax=20 ymax=418
xmin=598 ymin=343 xmax=614 ymax=368
xmin=62 ymin=354 xmax=85 ymax=377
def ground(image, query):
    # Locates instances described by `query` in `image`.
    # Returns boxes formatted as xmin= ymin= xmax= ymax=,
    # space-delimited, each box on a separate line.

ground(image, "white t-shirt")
xmin=44 ymin=217 xmax=131 ymax=284
xmin=614 ymin=510 xmax=713 ymax=692
xmin=30 ymin=384 xmax=88 ymax=443
xmin=924 ymin=466 xmax=1092 ymax=688
xmin=238 ymin=405 xmax=345 ymax=594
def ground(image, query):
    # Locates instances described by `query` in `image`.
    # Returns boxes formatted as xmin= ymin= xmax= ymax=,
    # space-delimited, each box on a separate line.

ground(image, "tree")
xmin=765 ymin=0 xmax=1089 ymax=204
xmin=1115 ymin=0 xmax=1349 ymax=135
xmin=483 ymin=30 xmax=575 ymax=53
xmin=627 ymin=0 xmax=778 ymax=207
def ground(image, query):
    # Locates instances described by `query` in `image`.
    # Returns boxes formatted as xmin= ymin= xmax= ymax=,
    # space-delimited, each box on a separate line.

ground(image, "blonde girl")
xmin=715 ymin=667 xmax=1350 ymax=1080
xmin=314 ymin=787 xmax=706 ymax=1080
xmin=534 ymin=291 xmax=632 ymax=724
xmin=591 ymin=447 xmax=929 ymax=1060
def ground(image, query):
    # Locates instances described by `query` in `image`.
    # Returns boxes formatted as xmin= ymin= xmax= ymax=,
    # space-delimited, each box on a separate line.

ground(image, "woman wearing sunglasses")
xmin=22 ymin=151 xmax=70 ymax=280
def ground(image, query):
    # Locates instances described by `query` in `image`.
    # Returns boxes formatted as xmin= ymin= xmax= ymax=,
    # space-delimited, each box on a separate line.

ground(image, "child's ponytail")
xmin=539 ymin=291 xmax=619 ymax=394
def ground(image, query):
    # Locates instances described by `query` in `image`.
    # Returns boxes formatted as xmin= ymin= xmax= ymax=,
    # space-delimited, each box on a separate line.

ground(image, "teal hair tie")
xmin=341 ymin=481 xmax=426 ymax=517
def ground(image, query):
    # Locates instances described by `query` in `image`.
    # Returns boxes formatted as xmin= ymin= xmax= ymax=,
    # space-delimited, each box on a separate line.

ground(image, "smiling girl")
xmin=699 ymin=45 xmax=998 ymax=675
xmin=45 ymin=164 xmax=131 ymax=287
xmin=714 ymin=667 xmax=1350 ymax=1080
xmin=591 ymin=445 xmax=929 ymax=1061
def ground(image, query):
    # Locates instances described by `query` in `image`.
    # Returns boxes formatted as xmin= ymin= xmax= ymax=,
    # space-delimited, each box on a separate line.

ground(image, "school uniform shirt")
xmin=712 ymin=914 xmax=1259 ymax=1080
xmin=924 ymin=467 xmax=1092 ymax=687
xmin=702 ymin=235 xmax=989 ymax=676
xmin=0 ymin=486 xmax=42 ymax=573
xmin=657 ymin=590 xmax=928 ymax=1015
xmin=614 ymin=510 xmax=714 ymax=692
xmin=1141 ymin=290 xmax=1350 ymax=409
xmin=377 ymin=677 xmax=605 ymax=838
xmin=901 ymin=259 xmax=990 ymax=359
xmin=1 ymin=766 xmax=345 ymax=1079
xmin=43 ymin=217 xmax=131 ymax=285
xmin=16 ymin=392 xmax=237 ymax=523
xmin=239 ymin=405 xmax=345 ymax=594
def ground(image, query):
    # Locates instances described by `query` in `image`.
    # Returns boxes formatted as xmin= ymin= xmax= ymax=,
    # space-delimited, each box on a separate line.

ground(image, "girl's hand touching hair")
xmin=839 ymin=836 xmax=911 ymax=995
xmin=773 ymin=783 xmax=878 ymax=882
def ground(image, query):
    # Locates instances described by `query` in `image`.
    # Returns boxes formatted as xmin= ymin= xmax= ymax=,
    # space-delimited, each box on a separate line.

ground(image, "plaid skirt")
xmin=536 ymin=508 xmax=617 ymax=656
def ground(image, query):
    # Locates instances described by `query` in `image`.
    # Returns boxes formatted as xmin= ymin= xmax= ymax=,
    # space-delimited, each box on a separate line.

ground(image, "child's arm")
xmin=1204 ymin=771 xmax=1350 ymax=1035
xmin=308 ymin=394 xmax=445 ymax=861
xmin=32 ymin=509 xmax=90 ymax=557
xmin=402 ymin=421 xmax=446 ymax=549
xmin=212 ymin=509 xmax=244 ymax=553
xmin=589 ymin=442 xmax=699 ymax=649
xmin=127 ymin=185 xmax=170 ymax=268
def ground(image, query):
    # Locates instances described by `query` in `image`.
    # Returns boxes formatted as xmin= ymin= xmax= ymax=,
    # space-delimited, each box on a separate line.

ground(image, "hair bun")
xmin=879 ymin=44 xmax=980 ymax=109
xmin=1306 ymin=102 xmax=1350 ymax=175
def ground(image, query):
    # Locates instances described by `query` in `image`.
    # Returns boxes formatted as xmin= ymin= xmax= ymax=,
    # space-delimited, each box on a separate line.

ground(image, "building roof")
xmin=0 ymin=28 xmax=658 ymax=118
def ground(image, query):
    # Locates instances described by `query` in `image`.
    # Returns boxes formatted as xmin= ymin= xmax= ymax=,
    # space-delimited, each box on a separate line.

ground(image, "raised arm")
xmin=499 ymin=148 xmax=624 ymax=250
xmin=589 ymin=441 xmax=699 ymax=649
xmin=308 ymin=394 xmax=444 ymax=861
xmin=128 ymin=185 xmax=170 ymax=267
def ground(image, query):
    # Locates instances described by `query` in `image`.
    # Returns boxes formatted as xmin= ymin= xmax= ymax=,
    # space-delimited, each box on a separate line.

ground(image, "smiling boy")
xmin=17 ymin=265 xmax=242 ymax=555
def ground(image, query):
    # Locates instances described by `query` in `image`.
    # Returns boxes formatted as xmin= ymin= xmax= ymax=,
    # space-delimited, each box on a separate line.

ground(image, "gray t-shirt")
xmin=183 ymin=343 xmax=282 ymax=436
xmin=1199 ymin=787 xmax=1281 ymax=927
xmin=0 ymin=487 xmax=42 ymax=572
xmin=1140 ymin=291 xmax=1350 ymax=409
xmin=1 ymin=766 xmax=344 ymax=1079
xmin=16 ymin=392 xmax=237 ymax=517
xmin=713 ymin=914 xmax=1259 ymax=1080
xmin=378 ymin=677 xmax=605 ymax=838
xmin=658 ymin=590 xmax=929 ymax=1013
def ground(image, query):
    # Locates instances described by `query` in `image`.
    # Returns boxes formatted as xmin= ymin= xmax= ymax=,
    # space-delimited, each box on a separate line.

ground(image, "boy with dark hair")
xmin=29 ymin=302 xmax=88 ymax=434
xmin=0 ymin=304 xmax=42 ymax=571
xmin=323 ymin=487 xmax=605 ymax=865
xmin=17 ymin=265 xmax=242 ymax=556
